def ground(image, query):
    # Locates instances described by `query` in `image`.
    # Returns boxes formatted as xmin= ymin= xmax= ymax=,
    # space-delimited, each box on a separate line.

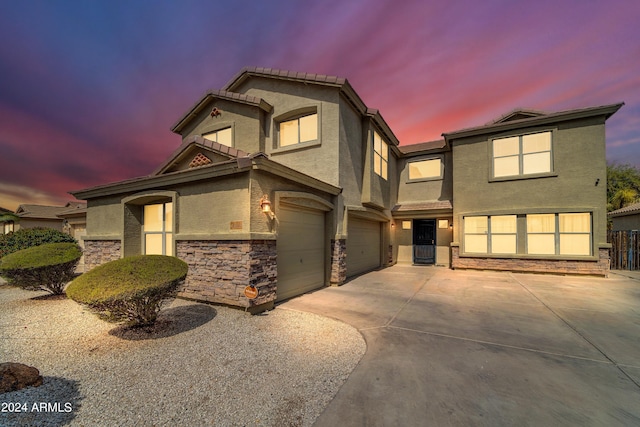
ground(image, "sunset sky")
xmin=1 ymin=0 xmax=639 ymax=211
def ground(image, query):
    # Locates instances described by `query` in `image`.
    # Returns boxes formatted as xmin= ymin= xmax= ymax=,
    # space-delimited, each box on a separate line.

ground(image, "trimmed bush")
xmin=0 ymin=243 xmax=82 ymax=295
xmin=0 ymin=227 xmax=77 ymax=259
xmin=66 ymin=255 xmax=188 ymax=327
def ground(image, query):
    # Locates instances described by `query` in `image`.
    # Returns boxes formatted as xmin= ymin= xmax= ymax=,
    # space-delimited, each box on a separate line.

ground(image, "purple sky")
xmin=1 ymin=0 xmax=639 ymax=210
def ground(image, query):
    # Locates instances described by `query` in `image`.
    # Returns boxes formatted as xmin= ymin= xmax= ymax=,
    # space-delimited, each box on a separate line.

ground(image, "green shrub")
xmin=66 ymin=255 xmax=188 ymax=327
xmin=0 ymin=227 xmax=77 ymax=258
xmin=0 ymin=243 xmax=82 ymax=295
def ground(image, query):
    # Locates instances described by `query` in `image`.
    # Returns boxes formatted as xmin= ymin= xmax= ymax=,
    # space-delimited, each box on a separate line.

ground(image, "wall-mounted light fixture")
xmin=210 ymin=107 xmax=221 ymax=118
xmin=260 ymin=195 xmax=275 ymax=219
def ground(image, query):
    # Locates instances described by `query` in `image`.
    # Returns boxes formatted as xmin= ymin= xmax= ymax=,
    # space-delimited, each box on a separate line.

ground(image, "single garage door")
xmin=276 ymin=205 xmax=326 ymax=301
xmin=346 ymin=217 xmax=381 ymax=277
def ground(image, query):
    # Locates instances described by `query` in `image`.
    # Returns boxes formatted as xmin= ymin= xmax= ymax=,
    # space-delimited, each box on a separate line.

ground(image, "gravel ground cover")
xmin=0 ymin=284 xmax=365 ymax=426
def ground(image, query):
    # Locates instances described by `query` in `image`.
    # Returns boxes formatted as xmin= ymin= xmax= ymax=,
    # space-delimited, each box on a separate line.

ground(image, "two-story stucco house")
xmin=71 ymin=67 xmax=623 ymax=312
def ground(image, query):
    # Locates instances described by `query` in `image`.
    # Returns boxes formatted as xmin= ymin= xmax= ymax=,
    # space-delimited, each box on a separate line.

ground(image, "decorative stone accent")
xmin=0 ymin=363 xmax=43 ymax=393
xmin=84 ymin=240 xmax=121 ymax=272
xmin=177 ymin=240 xmax=277 ymax=310
xmin=451 ymin=246 xmax=610 ymax=277
xmin=330 ymin=239 xmax=347 ymax=285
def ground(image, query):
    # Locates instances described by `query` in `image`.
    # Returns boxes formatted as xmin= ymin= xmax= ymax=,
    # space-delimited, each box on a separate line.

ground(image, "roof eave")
xmin=442 ymin=102 xmax=625 ymax=142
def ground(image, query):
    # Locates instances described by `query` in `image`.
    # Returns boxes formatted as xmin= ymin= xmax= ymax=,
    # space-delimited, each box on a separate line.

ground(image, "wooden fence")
xmin=608 ymin=230 xmax=640 ymax=270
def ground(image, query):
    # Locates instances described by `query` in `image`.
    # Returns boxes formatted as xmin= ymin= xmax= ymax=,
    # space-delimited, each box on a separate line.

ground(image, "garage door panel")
xmin=277 ymin=206 xmax=325 ymax=301
xmin=347 ymin=217 xmax=381 ymax=277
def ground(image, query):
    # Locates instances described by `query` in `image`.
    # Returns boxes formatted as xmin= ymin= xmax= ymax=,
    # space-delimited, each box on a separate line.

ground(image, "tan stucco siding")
xmin=182 ymin=98 xmax=264 ymax=154
xmin=611 ymin=214 xmax=640 ymax=231
xmin=87 ymin=196 xmax=124 ymax=236
xmin=397 ymin=152 xmax=453 ymax=204
xmin=233 ymin=77 xmax=341 ymax=187
xmin=176 ymin=175 xmax=251 ymax=236
xmin=452 ymin=117 xmax=608 ymax=252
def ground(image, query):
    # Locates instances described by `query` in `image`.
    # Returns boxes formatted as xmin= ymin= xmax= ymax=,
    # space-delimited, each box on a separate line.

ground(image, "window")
xmin=402 ymin=221 xmax=412 ymax=230
xmin=373 ymin=131 xmax=388 ymax=180
xmin=527 ymin=213 xmax=591 ymax=256
xmin=463 ymin=215 xmax=517 ymax=254
xmin=143 ymin=202 xmax=173 ymax=256
xmin=279 ymin=113 xmax=317 ymax=147
xmin=203 ymin=127 xmax=232 ymax=147
xmin=493 ymin=131 xmax=552 ymax=178
xmin=409 ymin=158 xmax=441 ymax=180
xmin=3 ymin=222 xmax=14 ymax=234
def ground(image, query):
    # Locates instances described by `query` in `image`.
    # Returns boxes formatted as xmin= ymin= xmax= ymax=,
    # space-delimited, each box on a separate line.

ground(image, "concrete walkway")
xmin=280 ymin=265 xmax=640 ymax=426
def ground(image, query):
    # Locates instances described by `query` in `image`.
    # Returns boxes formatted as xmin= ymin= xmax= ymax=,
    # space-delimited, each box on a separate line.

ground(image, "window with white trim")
xmin=279 ymin=113 xmax=318 ymax=147
xmin=203 ymin=127 xmax=232 ymax=147
xmin=143 ymin=202 xmax=173 ymax=256
xmin=493 ymin=131 xmax=552 ymax=178
xmin=463 ymin=215 xmax=517 ymax=254
xmin=526 ymin=212 xmax=591 ymax=256
xmin=373 ymin=131 xmax=388 ymax=180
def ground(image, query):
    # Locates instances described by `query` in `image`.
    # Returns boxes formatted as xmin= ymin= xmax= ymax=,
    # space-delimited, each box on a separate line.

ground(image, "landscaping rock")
xmin=0 ymin=362 xmax=43 ymax=393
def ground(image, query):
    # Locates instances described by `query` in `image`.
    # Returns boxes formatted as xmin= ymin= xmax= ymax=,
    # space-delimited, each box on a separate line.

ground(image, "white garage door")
xmin=346 ymin=217 xmax=381 ymax=277
xmin=276 ymin=205 xmax=325 ymax=301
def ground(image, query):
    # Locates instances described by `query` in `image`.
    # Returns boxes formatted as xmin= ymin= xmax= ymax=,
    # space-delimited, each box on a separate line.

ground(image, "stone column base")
xmin=330 ymin=239 xmax=347 ymax=285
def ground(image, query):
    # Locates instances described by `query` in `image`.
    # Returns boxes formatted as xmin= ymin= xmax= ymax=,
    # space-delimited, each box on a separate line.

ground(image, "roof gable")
xmin=491 ymin=109 xmax=547 ymax=124
xmin=15 ymin=204 xmax=68 ymax=219
xmin=171 ymin=89 xmax=272 ymax=134
xmin=153 ymin=135 xmax=251 ymax=175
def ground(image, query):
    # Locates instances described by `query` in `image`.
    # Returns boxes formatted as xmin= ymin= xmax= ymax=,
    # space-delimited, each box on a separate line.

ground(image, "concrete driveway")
xmin=280 ymin=265 xmax=640 ymax=426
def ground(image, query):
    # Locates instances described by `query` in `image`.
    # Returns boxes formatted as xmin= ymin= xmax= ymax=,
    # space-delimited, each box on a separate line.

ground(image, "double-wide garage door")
xmin=276 ymin=205 xmax=325 ymax=302
xmin=346 ymin=217 xmax=381 ymax=277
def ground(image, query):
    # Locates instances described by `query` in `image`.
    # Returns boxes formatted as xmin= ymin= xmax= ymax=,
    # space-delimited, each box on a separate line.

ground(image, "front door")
xmin=413 ymin=219 xmax=436 ymax=264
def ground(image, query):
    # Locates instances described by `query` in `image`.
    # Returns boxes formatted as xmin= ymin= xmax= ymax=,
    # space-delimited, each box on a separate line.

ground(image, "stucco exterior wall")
xmin=611 ymin=213 xmax=640 ymax=231
xmin=397 ymin=151 xmax=453 ymax=204
xmin=181 ymin=98 xmax=264 ymax=154
xmin=234 ymin=77 xmax=341 ymax=187
xmin=452 ymin=117 xmax=608 ymax=257
xmin=14 ymin=219 xmax=63 ymax=232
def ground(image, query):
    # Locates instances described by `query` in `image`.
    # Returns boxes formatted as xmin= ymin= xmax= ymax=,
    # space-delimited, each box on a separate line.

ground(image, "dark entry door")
xmin=413 ymin=219 xmax=436 ymax=264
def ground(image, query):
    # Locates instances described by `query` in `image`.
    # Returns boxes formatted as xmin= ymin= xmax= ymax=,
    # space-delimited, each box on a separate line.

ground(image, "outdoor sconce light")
xmin=260 ymin=195 xmax=275 ymax=219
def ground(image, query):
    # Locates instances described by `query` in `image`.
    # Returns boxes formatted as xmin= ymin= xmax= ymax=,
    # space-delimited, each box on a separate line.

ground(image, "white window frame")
xmin=373 ymin=131 xmax=388 ymax=180
xmin=492 ymin=131 xmax=553 ymax=178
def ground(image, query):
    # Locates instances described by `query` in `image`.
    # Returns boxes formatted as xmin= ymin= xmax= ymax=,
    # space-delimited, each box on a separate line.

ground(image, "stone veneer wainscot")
xmin=330 ymin=239 xmax=347 ymax=285
xmin=176 ymin=240 xmax=277 ymax=310
xmin=83 ymin=240 xmax=121 ymax=272
xmin=451 ymin=246 xmax=610 ymax=277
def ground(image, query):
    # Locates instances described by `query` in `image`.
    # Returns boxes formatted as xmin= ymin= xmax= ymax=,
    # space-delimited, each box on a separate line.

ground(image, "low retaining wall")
xmin=451 ymin=247 xmax=610 ymax=277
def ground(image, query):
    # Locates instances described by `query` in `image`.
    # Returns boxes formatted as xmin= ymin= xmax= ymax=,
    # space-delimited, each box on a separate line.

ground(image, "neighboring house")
xmin=608 ymin=202 xmax=640 ymax=231
xmin=0 ymin=206 xmax=15 ymax=234
xmin=71 ymin=67 xmax=623 ymax=312
xmin=0 ymin=202 xmax=87 ymax=235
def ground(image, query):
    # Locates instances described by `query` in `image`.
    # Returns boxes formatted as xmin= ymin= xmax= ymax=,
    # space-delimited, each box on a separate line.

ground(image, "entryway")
xmin=413 ymin=219 xmax=435 ymax=264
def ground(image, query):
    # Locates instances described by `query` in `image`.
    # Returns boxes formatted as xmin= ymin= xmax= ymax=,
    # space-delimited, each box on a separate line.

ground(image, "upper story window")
xmin=373 ymin=131 xmax=388 ymax=180
xmin=203 ymin=127 xmax=232 ymax=147
xmin=408 ymin=158 xmax=442 ymax=181
xmin=492 ymin=131 xmax=552 ymax=178
xmin=279 ymin=113 xmax=318 ymax=147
